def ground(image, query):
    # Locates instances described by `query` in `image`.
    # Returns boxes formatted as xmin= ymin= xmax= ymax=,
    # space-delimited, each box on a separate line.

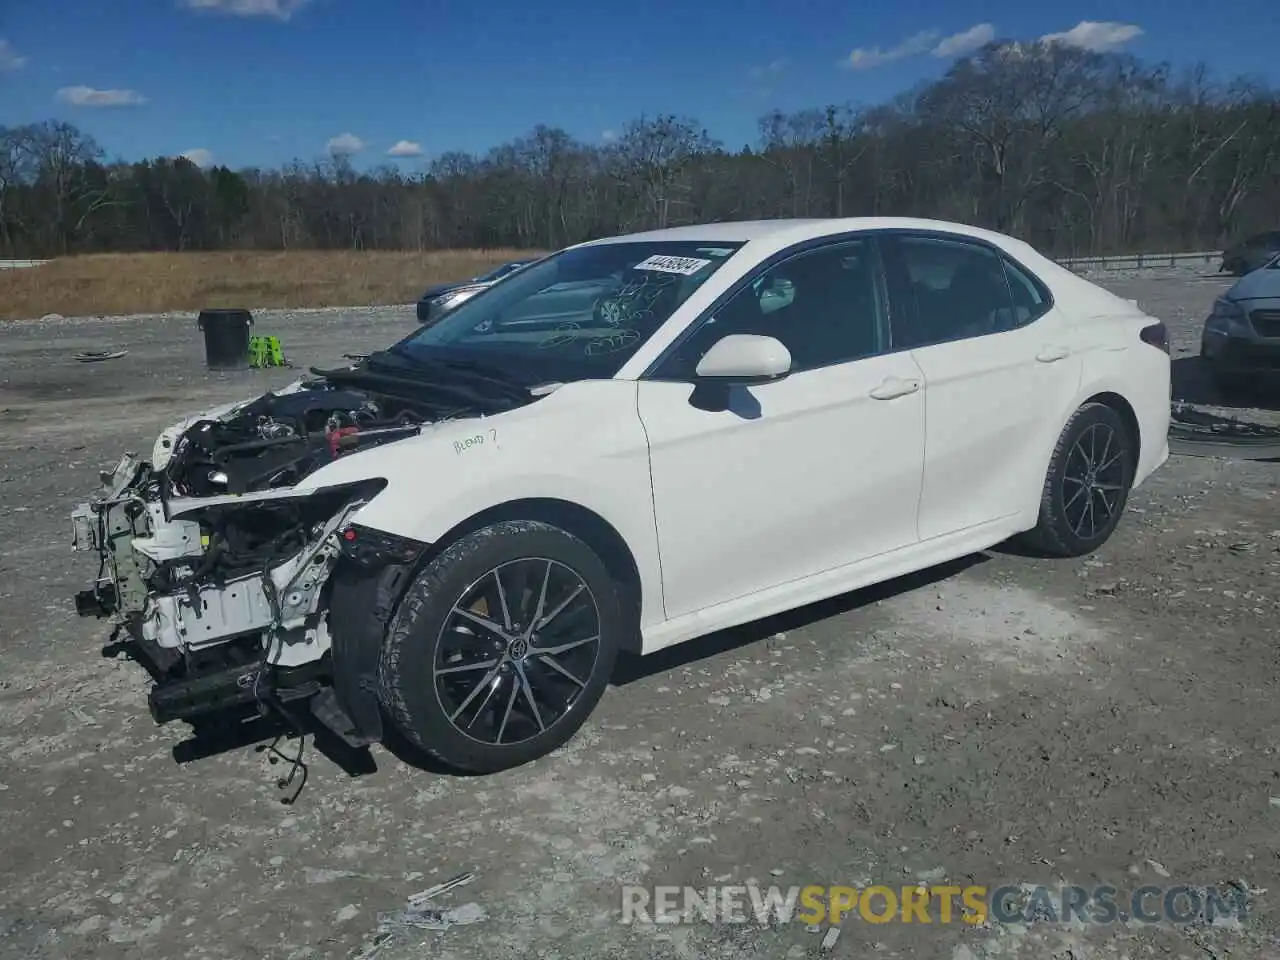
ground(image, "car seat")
xmin=946 ymin=260 xmax=1009 ymax=337
xmin=770 ymin=252 xmax=875 ymax=367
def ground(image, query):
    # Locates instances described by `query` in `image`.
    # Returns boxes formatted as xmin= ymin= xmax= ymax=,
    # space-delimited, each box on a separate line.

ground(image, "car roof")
xmin=575 ymin=217 xmax=1029 ymax=250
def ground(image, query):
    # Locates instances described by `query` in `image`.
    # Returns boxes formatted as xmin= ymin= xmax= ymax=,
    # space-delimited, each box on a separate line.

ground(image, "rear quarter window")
xmin=999 ymin=256 xmax=1052 ymax=325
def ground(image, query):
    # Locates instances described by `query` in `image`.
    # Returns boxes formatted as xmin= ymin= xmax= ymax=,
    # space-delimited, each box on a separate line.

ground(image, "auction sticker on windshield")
xmin=634 ymin=255 xmax=713 ymax=276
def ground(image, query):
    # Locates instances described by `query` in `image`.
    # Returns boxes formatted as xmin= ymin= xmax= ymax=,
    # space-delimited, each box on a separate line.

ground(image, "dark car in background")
xmin=1201 ymin=251 xmax=1280 ymax=394
xmin=415 ymin=259 xmax=537 ymax=324
xmin=1220 ymin=231 xmax=1280 ymax=276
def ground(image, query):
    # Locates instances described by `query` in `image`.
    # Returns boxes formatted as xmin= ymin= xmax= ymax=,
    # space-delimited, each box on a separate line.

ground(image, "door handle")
xmin=869 ymin=377 xmax=921 ymax=400
xmin=1036 ymin=345 xmax=1071 ymax=363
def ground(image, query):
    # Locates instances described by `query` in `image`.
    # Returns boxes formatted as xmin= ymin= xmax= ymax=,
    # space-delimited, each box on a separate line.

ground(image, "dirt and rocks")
xmin=1 ymin=271 xmax=1279 ymax=960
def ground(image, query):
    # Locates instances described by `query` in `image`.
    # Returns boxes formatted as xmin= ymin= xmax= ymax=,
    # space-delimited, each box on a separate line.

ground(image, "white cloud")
xmin=181 ymin=148 xmax=215 ymax=168
xmin=601 ymin=129 xmax=617 ymax=143
xmin=932 ymin=23 xmax=995 ymax=58
xmin=386 ymin=140 xmax=424 ymax=158
xmin=0 ymin=38 xmax=28 ymax=72
xmin=845 ymin=30 xmax=939 ymax=69
xmin=751 ymin=58 xmax=787 ymax=80
xmin=56 ymin=85 xmax=148 ymax=107
xmin=179 ymin=0 xmax=311 ymax=21
xmin=326 ymin=132 xmax=365 ymax=156
xmin=1040 ymin=21 xmax=1143 ymax=52
xmin=846 ymin=22 xmax=1002 ymax=69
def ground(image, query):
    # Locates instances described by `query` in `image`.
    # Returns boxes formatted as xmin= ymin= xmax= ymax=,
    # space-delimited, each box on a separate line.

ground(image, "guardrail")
xmin=1055 ymin=250 xmax=1221 ymax=272
xmin=0 ymin=259 xmax=51 ymax=270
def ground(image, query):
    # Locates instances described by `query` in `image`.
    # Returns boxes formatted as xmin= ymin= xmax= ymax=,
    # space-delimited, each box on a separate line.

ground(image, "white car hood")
xmin=148 ymin=373 xmax=565 ymax=489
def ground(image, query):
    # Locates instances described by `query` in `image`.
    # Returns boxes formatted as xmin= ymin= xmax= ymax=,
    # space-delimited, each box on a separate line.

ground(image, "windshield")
xmin=393 ymin=241 xmax=745 ymax=381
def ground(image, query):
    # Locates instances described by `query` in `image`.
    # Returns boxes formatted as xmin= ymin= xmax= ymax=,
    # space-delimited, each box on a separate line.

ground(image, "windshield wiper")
xmin=311 ymin=364 xmax=518 ymax=413
xmin=370 ymin=348 xmax=530 ymax=400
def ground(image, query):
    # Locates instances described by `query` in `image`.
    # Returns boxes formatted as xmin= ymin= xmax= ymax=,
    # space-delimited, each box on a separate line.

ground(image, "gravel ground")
xmin=2 ymin=271 xmax=1279 ymax=960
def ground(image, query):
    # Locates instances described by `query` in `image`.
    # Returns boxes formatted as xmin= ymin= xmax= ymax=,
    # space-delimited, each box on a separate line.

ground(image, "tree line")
xmin=2 ymin=40 xmax=1277 ymax=260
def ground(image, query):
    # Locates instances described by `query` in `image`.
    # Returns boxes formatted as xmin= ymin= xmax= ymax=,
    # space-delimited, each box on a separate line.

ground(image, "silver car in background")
xmin=415 ymin=259 xmax=537 ymax=325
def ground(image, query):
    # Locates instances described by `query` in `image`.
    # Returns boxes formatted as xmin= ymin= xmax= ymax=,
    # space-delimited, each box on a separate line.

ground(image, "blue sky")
xmin=0 ymin=0 xmax=1274 ymax=172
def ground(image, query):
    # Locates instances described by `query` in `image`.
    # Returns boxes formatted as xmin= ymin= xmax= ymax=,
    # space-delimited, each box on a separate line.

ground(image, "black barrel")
xmin=197 ymin=308 xmax=253 ymax=369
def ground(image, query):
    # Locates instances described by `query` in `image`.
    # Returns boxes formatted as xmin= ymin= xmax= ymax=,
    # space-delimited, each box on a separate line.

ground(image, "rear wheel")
xmin=377 ymin=520 xmax=621 ymax=773
xmin=1021 ymin=403 xmax=1135 ymax=558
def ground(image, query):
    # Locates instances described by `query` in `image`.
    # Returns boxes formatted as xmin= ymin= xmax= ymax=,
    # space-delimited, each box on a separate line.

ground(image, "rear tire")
xmin=377 ymin=520 xmax=621 ymax=773
xmin=1020 ymin=403 xmax=1135 ymax=558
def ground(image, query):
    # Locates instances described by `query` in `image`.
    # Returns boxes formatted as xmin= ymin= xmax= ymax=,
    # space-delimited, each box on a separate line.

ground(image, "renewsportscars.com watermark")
xmin=620 ymin=883 xmax=1251 ymax=926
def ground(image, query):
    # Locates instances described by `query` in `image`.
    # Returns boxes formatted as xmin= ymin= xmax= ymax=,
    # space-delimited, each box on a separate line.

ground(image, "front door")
xmin=636 ymin=237 xmax=927 ymax=620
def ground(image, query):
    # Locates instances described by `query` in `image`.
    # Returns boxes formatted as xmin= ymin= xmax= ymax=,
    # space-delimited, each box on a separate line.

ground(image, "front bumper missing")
xmin=147 ymin=657 xmax=329 ymax=724
xmin=74 ymin=581 xmax=118 ymax=618
xmin=71 ymin=453 xmax=154 ymax=622
xmin=70 ymin=454 xmax=411 ymax=746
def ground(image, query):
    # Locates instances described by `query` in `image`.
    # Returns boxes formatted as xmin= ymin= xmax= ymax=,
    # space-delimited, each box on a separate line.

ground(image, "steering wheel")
xmin=593 ymin=296 xmax=628 ymax=327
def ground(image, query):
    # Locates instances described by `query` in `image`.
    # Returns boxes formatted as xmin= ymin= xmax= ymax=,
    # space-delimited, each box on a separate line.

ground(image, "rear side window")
xmin=883 ymin=234 xmax=1020 ymax=349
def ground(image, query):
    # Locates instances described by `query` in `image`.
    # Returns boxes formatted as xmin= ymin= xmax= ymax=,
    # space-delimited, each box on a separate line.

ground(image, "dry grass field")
xmin=0 ymin=248 xmax=541 ymax=321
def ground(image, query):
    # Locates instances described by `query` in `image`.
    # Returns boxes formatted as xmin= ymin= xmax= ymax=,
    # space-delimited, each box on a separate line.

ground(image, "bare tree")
xmin=2 ymin=45 xmax=1279 ymax=259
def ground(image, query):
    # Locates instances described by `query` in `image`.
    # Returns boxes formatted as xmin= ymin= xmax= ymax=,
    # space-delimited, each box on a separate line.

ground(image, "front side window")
xmin=884 ymin=235 xmax=1019 ymax=349
xmin=653 ymin=239 xmax=885 ymax=379
xmin=393 ymin=241 xmax=744 ymax=382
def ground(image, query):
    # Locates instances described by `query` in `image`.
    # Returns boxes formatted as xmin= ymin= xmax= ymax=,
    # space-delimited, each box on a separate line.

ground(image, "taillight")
xmin=1140 ymin=321 xmax=1169 ymax=354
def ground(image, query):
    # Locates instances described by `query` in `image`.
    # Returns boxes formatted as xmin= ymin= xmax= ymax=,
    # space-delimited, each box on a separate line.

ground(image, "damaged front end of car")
xmin=68 ymin=371 xmax=462 ymax=747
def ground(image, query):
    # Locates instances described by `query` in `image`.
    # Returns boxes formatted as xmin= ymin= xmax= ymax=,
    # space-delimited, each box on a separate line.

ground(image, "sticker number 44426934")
xmin=633 ymin=255 xmax=713 ymax=276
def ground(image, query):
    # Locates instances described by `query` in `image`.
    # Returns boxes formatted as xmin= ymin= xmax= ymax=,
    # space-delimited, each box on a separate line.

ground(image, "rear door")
xmin=879 ymin=231 xmax=1083 ymax=542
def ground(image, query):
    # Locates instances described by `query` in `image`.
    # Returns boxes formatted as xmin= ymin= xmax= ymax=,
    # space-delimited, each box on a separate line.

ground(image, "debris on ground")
xmin=406 ymin=872 xmax=475 ymax=905
xmin=347 ymin=873 xmax=484 ymax=958
xmin=72 ymin=350 xmax=128 ymax=362
xmin=378 ymin=901 xmax=487 ymax=931
xmin=248 ymin=334 xmax=291 ymax=368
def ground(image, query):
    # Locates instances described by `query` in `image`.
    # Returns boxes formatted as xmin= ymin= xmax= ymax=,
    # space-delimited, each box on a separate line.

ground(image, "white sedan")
xmin=71 ymin=217 xmax=1171 ymax=775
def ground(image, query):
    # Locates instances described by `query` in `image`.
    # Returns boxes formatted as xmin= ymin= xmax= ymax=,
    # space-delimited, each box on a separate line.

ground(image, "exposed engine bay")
xmin=69 ymin=358 xmax=529 ymax=768
xmin=163 ymin=386 xmax=422 ymax=498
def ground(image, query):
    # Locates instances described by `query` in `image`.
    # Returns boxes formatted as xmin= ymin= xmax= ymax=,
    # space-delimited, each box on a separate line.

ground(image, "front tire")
xmin=1021 ymin=402 xmax=1135 ymax=558
xmin=377 ymin=520 xmax=621 ymax=773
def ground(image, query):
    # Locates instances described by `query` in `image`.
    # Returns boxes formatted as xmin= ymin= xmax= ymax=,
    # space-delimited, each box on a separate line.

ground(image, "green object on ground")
xmin=248 ymin=334 xmax=286 ymax=368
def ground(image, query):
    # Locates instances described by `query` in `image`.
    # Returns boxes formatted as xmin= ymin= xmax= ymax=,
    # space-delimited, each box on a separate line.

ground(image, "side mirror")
xmin=694 ymin=334 xmax=792 ymax=383
xmin=688 ymin=334 xmax=791 ymax=413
